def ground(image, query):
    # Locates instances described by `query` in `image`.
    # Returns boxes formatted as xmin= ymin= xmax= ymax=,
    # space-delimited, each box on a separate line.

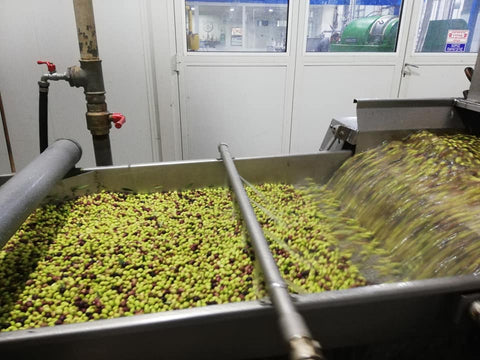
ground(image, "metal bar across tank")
xmin=218 ymin=143 xmax=323 ymax=360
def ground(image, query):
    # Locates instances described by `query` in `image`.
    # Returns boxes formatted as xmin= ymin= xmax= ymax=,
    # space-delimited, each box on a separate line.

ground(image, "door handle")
xmin=403 ymin=63 xmax=419 ymax=77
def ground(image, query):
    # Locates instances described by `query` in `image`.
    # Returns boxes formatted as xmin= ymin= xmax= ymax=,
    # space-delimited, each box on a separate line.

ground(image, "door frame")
xmin=398 ymin=0 xmax=478 ymax=97
xmin=288 ymin=0 xmax=416 ymax=152
xmin=173 ymin=0 xmax=302 ymax=159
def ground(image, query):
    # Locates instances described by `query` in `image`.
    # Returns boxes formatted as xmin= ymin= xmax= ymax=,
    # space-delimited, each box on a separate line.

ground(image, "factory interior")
xmin=1 ymin=0 xmax=480 ymax=359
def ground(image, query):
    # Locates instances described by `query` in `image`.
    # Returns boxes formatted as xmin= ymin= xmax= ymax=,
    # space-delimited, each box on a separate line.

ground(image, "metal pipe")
xmin=72 ymin=0 xmax=99 ymax=60
xmin=38 ymin=81 xmax=49 ymax=153
xmin=0 ymin=92 xmax=15 ymax=173
xmin=92 ymin=134 xmax=113 ymax=166
xmin=72 ymin=0 xmax=113 ymax=166
xmin=218 ymin=143 xmax=323 ymax=360
xmin=0 ymin=139 xmax=82 ymax=250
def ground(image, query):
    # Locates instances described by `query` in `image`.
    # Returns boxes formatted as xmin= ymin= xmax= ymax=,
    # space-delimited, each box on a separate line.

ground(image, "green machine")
xmin=330 ymin=15 xmax=399 ymax=52
xmin=422 ymin=19 xmax=468 ymax=52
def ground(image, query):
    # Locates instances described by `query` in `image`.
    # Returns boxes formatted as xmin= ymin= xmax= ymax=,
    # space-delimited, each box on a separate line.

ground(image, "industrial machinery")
xmin=330 ymin=15 xmax=399 ymax=52
xmin=1 ymin=3 xmax=480 ymax=360
xmin=421 ymin=19 xmax=469 ymax=52
xmin=1 ymin=62 xmax=480 ymax=357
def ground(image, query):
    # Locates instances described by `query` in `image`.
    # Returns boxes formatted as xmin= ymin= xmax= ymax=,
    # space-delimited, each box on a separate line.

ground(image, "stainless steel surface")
xmin=0 ymin=151 xmax=479 ymax=359
xmin=319 ymin=118 xmax=358 ymax=151
xmin=321 ymin=99 xmax=465 ymax=153
xmin=1 ymin=275 xmax=479 ymax=359
xmin=455 ymin=98 xmax=480 ymax=113
xmin=355 ymin=98 xmax=462 ymax=132
xmin=44 ymin=151 xmax=351 ymax=201
xmin=218 ymin=143 xmax=323 ymax=360
xmin=0 ymin=139 xmax=82 ymax=249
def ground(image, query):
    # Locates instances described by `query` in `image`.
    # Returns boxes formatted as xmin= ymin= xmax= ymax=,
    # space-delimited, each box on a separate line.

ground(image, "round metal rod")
xmin=0 ymin=139 xmax=82 ymax=250
xmin=218 ymin=143 xmax=323 ymax=360
xmin=0 ymin=92 xmax=16 ymax=172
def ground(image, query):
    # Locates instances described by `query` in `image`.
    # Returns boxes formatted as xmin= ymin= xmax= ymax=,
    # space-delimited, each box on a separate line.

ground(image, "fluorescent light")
xmin=191 ymin=7 xmax=195 ymax=10
xmin=268 ymin=8 xmax=273 ymax=12
xmin=230 ymin=7 xmax=235 ymax=11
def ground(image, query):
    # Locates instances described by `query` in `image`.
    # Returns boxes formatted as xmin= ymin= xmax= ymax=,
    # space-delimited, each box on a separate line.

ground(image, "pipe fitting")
xmin=69 ymin=61 xmax=106 ymax=92
xmin=67 ymin=65 xmax=88 ymax=88
xmin=289 ymin=337 xmax=324 ymax=360
xmin=86 ymin=111 xmax=111 ymax=136
xmin=40 ymin=72 xmax=70 ymax=83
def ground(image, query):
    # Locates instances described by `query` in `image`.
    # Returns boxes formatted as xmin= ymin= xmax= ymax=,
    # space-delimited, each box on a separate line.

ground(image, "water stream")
xmin=247 ymin=131 xmax=480 ymax=284
xmin=322 ymin=131 xmax=480 ymax=282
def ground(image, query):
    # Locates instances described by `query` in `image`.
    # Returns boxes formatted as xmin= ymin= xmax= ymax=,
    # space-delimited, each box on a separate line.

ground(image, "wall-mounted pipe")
xmin=0 ymin=139 xmax=82 ymax=250
xmin=69 ymin=0 xmax=124 ymax=166
xmin=218 ymin=143 xmax=324 ymax=360
xmin=36 ymin=1 xmax=124 ymax=166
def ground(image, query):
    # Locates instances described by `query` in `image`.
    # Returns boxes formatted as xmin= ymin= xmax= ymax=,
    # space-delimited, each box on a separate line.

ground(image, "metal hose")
xmin=0 ymin=139 xmax=82 ymax=249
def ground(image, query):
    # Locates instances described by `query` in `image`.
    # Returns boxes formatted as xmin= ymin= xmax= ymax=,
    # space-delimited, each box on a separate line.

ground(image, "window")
xmin=415 ymin=0 xmax=480 ymax=53
xmin=306 ymin=0 xmax=403 ymax=52
xmin=185 ymin=1 xmax=289 ymax=52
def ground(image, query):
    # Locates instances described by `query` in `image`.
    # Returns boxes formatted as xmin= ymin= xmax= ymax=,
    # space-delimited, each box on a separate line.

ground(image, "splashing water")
xmin=321 ymin=131 xmax=480 ymax=281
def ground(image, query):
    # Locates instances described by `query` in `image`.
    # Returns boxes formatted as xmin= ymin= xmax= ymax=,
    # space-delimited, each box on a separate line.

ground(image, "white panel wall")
xmin=290 ymin=65 xmax=398 ymax=154
xmin=0 ymin=0 xmax=170 ymax=172
xmin=182 ymin=66 xmax=288 ymax=159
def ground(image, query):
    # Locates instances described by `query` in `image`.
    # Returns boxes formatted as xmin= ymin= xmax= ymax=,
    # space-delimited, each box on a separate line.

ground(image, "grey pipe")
xmin=0 ymin=139 xmax=82 ymax=249
xmin=218 ymin=143 xmax=323 ymax=360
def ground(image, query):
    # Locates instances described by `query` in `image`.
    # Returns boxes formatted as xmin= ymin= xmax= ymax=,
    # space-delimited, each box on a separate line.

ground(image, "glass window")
xmin=415 ymin=0 xmax=480 ymax=53
xmin=306 ymin=0 xmax=403 ymax=52
xmin=185 ymin=1 xmax=289 ymax=52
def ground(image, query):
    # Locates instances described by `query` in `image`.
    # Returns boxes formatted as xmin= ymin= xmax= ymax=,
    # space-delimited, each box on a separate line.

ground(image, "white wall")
xmin=0 ymin=0 xmax=177 ymax=173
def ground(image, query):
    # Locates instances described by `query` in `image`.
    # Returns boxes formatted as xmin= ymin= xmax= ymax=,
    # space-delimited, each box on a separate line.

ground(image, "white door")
xmin=174 ymin=0 xmax=299 ymax=160
xmin=289 ymin=0 xmax=414 ymax=154
xmin=398 ymin=0 xmax=479 ymax=98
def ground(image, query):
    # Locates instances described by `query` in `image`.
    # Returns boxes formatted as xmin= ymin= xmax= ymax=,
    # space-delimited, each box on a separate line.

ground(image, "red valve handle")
xmin=110 ymin=113 xmax=126 ymax=129
xmin=37 ymin=60 xmax=56 ymax=73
